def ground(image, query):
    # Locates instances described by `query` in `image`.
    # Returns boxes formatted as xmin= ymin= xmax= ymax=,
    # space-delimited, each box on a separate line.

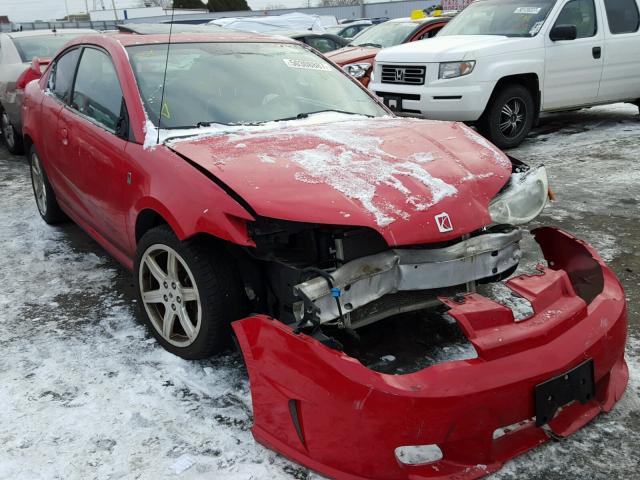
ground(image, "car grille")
xmin=380 ymin=65 xmax=426 ymax=85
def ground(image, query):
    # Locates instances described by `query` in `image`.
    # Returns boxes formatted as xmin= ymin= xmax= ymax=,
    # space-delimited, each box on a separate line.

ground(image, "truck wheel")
xmin=1 ymin=110 xmax=24 ymax=155
xmin=478 ymin=84 xmax=535 ymax=149
xmin=135 ymin=226 xmax=245 ymax=360
xmin=29 ymin=145 xmax=67 ymax=224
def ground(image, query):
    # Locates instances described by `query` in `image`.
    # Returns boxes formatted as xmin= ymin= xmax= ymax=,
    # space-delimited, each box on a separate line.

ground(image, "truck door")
xmin=597 ymin=0 xmax=640 ymax=103
xmin=543 ymin=0 xmax=604 ymax=110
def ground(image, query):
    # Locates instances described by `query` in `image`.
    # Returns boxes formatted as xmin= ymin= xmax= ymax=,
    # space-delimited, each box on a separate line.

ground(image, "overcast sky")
xmin=1 ymin=0 xmax=305 ymax=22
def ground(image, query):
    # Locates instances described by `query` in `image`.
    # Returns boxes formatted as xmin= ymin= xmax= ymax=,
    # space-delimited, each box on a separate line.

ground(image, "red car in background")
xmin=326 ymin=16 xmax=452 ymax=87
xmin=22 ymin=31 xmax=627 ymax=480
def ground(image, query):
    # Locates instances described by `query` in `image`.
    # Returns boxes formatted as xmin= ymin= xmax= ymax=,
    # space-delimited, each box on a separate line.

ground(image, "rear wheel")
xmin=478 ymin=84 xmax=535 ymax=149
xmin=135 ymin=226 xmax=245 ymax=359
xmin=29 ymin=145 xmax=67 ymax=224
xmin=1 ymin=109 xmax=24 ymax=155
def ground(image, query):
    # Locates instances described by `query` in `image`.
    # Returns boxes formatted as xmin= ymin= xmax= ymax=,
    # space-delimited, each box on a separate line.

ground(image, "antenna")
xmin=156 ymin=3 xmax=176 ymax=144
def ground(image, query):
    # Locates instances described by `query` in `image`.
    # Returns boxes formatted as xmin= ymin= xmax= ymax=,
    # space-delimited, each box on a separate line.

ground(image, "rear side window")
xmin=604 ymin=0 xmax=640 ymax=34
xmin=48 ymin=48 xmax=80 ymax=103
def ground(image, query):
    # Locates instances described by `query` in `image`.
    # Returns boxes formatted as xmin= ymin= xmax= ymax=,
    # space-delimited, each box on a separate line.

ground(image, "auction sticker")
xmin=514 ymin=7 xmax=542 ymax=14
xmin=283 ymin=58 xmax=332 ymax=71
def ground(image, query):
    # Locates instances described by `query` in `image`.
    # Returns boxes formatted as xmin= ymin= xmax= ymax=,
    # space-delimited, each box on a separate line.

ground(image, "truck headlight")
xmin=489 ymin=166 xmax=549 ymax=225
xmin=343 ymin=62 xmax=372 ymax=79
xmin=438 ymin=61 xmax=475 ymax=79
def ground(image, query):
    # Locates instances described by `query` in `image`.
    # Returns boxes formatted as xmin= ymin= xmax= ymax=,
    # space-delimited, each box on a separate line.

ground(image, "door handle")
xmin=60 ymin=127 xmax=69 ymax=146
xmin=593 ymin=46 xmax=602 ymax=59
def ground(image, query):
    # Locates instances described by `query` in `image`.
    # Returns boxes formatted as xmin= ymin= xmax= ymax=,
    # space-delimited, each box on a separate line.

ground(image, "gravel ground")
xmin=0 ymin=103 xmax=638 ymax=479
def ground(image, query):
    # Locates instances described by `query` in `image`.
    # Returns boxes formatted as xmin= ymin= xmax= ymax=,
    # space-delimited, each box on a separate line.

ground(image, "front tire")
xmin=1 ymin=109 xmax=24 ymax=155
xmin=478 ymin=84 xmax=535 ymax=149
xmin=29 ymin=145 xmax=67 ymax=224
xmin=134 ymin=226 xmax=245 ymax=359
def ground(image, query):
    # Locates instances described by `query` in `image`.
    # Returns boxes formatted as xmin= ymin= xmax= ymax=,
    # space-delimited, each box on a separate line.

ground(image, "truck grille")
xmin=380 ymin=65 xmax=426 ymax=85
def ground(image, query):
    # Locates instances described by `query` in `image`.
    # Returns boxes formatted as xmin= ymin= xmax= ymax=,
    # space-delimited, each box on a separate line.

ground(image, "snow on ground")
xmin=0 ymin=103 xmax=639 ymax=479
xmin=0 ymin=162 xmax=321 ymax=480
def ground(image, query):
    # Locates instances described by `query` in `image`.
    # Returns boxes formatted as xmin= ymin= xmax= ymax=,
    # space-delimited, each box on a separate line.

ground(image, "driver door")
xmin=543 ymin=0 xmax=605 ymax=110
xmin=62 ymin=46 xmax=133 ymax=253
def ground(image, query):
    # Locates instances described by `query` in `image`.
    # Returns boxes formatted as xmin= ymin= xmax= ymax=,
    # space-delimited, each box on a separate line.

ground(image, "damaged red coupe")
xmin=22 ymin=32 xmax=628 ymax=479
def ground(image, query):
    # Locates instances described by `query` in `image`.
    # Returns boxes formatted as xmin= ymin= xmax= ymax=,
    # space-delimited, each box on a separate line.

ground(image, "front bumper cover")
xmin=232 ymin=228 xmax=629 ymax=480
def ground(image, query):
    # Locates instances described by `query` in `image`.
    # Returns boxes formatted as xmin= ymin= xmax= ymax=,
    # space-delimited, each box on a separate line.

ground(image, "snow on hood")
xmin=167 ymin=115 xmax=512 ymax=246
xmin=375 ymin=35 xmax=535 ymax=63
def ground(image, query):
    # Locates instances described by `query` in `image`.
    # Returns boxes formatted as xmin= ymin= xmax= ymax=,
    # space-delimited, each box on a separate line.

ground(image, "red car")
xmin=23 ymin=32 xmax=627 ymax=480
xmin=326 ymin=16 xmax=452 ymax=86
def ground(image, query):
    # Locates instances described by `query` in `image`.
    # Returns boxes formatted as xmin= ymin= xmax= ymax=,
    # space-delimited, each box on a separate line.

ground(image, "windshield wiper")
xmin=272 ymin=110 xmax=373 ymax=123
xmin=354 ymin=42 xmax=382 ymax=48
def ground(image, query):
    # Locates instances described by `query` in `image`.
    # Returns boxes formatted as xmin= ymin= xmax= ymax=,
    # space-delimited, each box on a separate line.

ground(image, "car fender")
xmin=129 ymin=145 xmax=256 ymax=251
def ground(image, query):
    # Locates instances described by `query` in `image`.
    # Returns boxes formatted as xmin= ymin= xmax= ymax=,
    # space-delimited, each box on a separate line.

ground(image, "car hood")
xmin=168 ymin=116 xmax=512 ymax=246
xmin=326 ymin=46 xmax=379 ymax=65
xmin=375 ymin=35 xmax=535 ymax=63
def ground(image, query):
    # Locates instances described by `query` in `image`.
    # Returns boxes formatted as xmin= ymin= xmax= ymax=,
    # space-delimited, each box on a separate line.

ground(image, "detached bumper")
xmin=232 ymin=228 xmax=628 ymax=480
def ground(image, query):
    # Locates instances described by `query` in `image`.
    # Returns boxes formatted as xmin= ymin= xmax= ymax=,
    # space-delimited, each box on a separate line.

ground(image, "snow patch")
xmin=292 ymin=144 xmax=457 ymax=227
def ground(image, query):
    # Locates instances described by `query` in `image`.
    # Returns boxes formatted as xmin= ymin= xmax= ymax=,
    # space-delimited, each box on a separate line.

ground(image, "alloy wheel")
xmin=499 ymin=97 xmax=527 ymax=139
xmin=31 ymin=151 xmax=47 ymax=215
xmin=139 ymin=244 xmax=202 ymax=347
xmin=2 ymin=111 xmax=15 ymax=150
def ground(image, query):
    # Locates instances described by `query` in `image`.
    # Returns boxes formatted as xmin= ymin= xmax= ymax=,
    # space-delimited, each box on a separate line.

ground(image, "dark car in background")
xmin=272 ymin=30 xmax=350 ymax=52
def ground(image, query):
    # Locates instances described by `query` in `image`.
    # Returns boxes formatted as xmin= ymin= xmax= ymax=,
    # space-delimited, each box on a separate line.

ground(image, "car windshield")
xmin=350 ymin=21 xmax=419 ymax=48
xmin=127 ymin=42 xmax=385 ymax=128
xmin=12 ymin=34 xmax=85 ymax=62
xmin=440 ymin=0 xmax=556 ymax=37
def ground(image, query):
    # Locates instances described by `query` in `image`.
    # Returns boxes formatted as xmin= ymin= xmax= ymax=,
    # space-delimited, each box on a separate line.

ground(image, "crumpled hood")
xmin=326 ymin=46 xmax=379 ymax=66
xmin=168 ymin=116 xmax=512 ymax=246
xmin=375 ymin=35 xmax=534 ymax=63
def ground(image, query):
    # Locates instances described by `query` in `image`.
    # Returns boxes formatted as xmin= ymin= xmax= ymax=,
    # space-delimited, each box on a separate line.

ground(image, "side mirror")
xmin=550 ymin=24 xmax=578 ymax=41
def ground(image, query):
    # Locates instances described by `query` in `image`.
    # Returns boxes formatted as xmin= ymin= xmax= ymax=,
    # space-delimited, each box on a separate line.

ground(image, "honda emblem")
xmin=395 ymin=68 xmax=405 ymax=82
xmin=435 ymin=213 xmax=453 ymax=233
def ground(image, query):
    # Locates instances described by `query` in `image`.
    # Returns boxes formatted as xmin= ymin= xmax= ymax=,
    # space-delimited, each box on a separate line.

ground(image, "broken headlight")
xmin=489 ymin=166 xmax=548 ymax=225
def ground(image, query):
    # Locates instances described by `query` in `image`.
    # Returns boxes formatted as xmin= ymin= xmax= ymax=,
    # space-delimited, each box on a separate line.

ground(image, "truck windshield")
xmin=440 ymin=0 xmax=556 ymax=37
xmin=127 ymin=42 xmax=385 ymax=128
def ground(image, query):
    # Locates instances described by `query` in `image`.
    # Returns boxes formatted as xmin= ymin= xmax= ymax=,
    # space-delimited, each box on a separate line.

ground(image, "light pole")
xmin=64 ymin=0 xmax=70 ymax=17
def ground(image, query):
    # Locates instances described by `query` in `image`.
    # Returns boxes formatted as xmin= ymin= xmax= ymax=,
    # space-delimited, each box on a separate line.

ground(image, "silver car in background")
xmin=0 ymin=29 xmax=94 ymax=153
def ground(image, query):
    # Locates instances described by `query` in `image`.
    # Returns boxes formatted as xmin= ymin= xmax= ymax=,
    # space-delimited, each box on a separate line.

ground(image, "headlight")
xmin=438 ymin=61 xmax=476 ymax=79
xmin=343 ymin=62 xmax=372 ymax=79
xmin=489 ymin=166 xmax=549 ymax=225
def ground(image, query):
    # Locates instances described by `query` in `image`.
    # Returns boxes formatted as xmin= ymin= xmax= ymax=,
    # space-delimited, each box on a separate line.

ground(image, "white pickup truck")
xmin=370 ymin=0 xmax=640 ymax=148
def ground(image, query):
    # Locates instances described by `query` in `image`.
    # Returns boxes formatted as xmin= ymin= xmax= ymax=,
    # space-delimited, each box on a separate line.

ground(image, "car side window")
xmin=417 ymin=25 xmax=444 ymax=40
xmin=48 ymin=49 xmax=80 ymax=104
xmin=71 ymin=48 xmax=124 ymax=132
xmin=343 ymin=26 xmax=359 ymax=38
xmin=604 ymin=0 xmax=640 ymax=34
xmin=554 ymin=0 xmax=598 ymax=38
xmin=306 ymin=37 xmax=336 ymax=53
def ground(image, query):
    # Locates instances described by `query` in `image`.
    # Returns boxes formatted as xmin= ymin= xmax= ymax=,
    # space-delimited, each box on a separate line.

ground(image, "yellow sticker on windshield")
xmin=161 ymin=102 xmax=171 ymax=119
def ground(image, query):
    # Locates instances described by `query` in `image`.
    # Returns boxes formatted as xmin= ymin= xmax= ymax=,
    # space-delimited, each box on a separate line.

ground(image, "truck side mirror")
xmin=550 ymin=24 xmax=578 ymax=41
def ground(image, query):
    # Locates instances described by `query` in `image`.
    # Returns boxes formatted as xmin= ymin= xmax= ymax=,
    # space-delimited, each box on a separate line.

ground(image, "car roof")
xmin=387 ymin=16 xmax=452 ymax=24
xmin=6 ymin=29 xmax=96 ymax=39
xmin=71 ymin=31 xmax=300 ymax=48
xmin=116 ymin=23 xmax=227 ymax=35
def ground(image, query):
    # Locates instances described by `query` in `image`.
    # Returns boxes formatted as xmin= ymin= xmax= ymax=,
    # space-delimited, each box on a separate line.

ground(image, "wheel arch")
xmin=483 ymin=73 xmax=541 ymax=121
xmin=133 ymin=198 xmax=254 ymax=250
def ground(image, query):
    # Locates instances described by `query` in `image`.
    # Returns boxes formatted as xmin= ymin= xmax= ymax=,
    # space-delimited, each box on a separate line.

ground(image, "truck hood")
xmin=375 ymin=35 xmax=535 ymax=63
xmin=168 ymin=116 xmax=512 ymax=246
xmin=326 ymin=46 xmax=379 ymax=66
